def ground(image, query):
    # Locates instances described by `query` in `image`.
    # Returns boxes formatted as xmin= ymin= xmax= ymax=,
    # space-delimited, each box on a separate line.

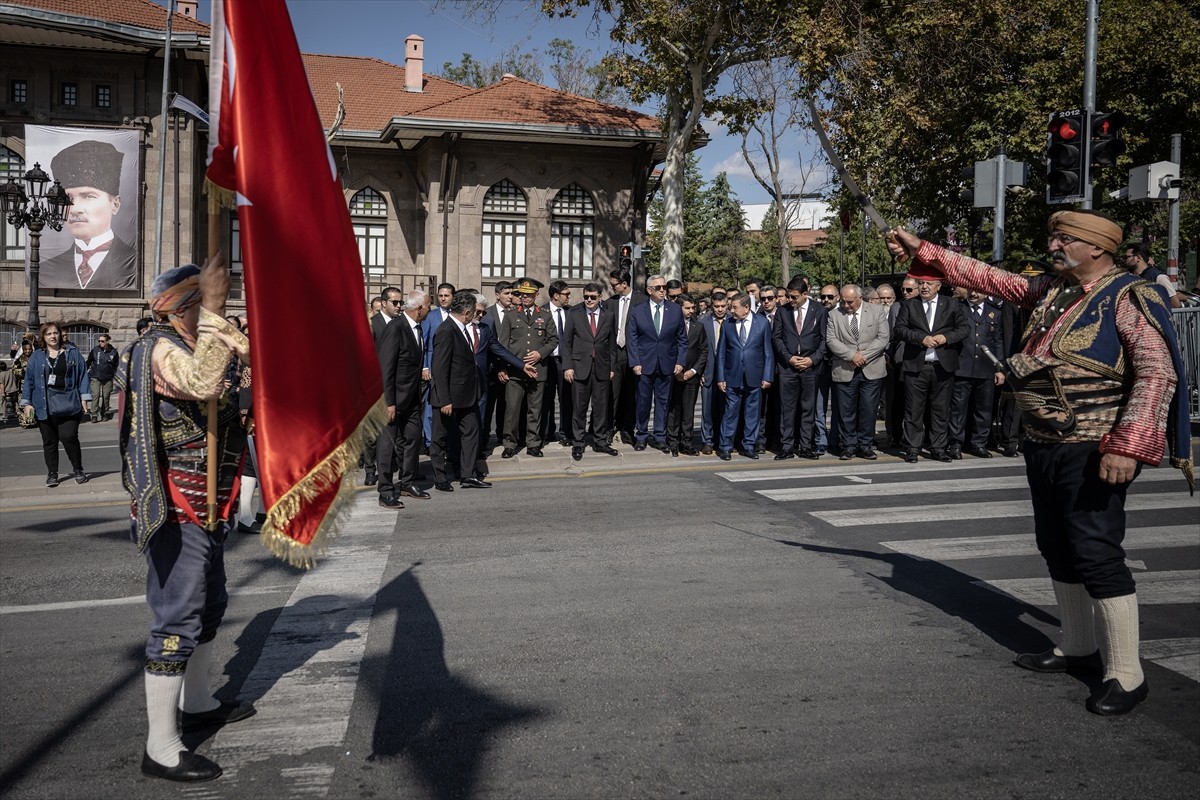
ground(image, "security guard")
xmin=498 ymin=277 xmax=558 ymax=457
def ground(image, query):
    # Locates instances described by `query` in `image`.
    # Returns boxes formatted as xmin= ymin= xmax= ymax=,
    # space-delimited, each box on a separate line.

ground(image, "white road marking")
xmin=879 ymin=525 xmax=1199 ymax=561
xmin=1141 ymin=638 xmax=1200 ymax=682
xmin=0 ymin=585 xmax=295 ymax=615
xmin=760 ymin=469 xmax=1180 ymax=502
xmin=810 ymin=493 xmax=1197 ymax=527
xmin=845 ymin=476 xmax=872 ymax=484
xmin=717 ymin=458 xmax=1022 ymax=482
xmin=976 ymin=570 xmax=1200 ymax=606
xmin=18 ymin=443 xmax=119 ymax=453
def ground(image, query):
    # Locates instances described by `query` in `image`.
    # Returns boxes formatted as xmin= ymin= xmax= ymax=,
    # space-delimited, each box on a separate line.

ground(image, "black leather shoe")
xmin=633 ymin=441 xmax=647 ymax=451
xmin=755 ymin=444 xmax=766 ymax=454
xmin=46 ymin=472 xmax=59 ymax=488
xmin=670 ymin=447 xmax=679 ymax=457
xmin=593 ymin=444 xmax=619 ymax=456
xmin=700 ymin=444 xmax=713 ymax=455
xmin=803 ymin=449 xmax=820 ymax=460
xmin=1001 ymin=446 xmax=1020 ymax=458
xmin=774 ymin=450 xmax=794 ymax=461
xmin=931 ymin=449 xmax=953 ymax=462
xmin=904 ymin=451 xmax=919 ymax=463
xmin=460 ymin=477 xmax=492 ymax=488
xmin=501 ymin=448 xmax=517 ymax=459
xmin=434 ymin=482 xmax=454 ymax=492
xmin=620 ymin=433 xmax=634 ymax=445
xmin=655 ymin=441 xmax=671 ymax=453
xmin=717 ymin=450 xmax=731 ymax=461
xmin=141 ymin=749 xmax=222 ymax=782
xmin=237 ymin=520 xmax=262 ymax=535
xmin=948 ymin=446 xmax=963 ymax=460
xmin=363 ymin=470 xmax=377 ymax=486
xmin=839 ymin=451 xmax=854 ymax=461
xmin=398 ymin=485 xmax=431 ymax=500
xmin=741 ymin=450 xmax=759 ymax=460
xmin=1013 ymin=648 xmax=1102 ymax=674
xmin=1086 ymin=678 xmax=1149 ymax=716
xmin=858 ymin=448 xmax=878 ymax=460
xmin=181 ymin=700 xmax=257 ymax=732
xmin=572 ymin=447 xmax=584 ymax=461
xmin=558 ymin=436 xmax=572 ymax=447
xmin=378 ymin=494 xmax=404 ymax=509
xmin=526 ymin=447 xmax=544 ymax=457
xmin=967 ymin=446 xmax=993 ymax=458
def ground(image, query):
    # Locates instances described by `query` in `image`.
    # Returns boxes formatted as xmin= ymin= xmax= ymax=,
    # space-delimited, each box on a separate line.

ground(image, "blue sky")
xmin=162 ymin=0 xmax=822 ymax=220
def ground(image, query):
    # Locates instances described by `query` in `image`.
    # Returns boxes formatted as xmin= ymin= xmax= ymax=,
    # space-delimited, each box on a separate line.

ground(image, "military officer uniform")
xmin=499 ymin=278 xmax=558 ymax=456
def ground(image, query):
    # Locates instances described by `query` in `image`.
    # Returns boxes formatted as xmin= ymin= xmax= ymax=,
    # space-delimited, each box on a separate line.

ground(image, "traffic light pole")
xmin=993 ymin=148 xmax=1007 ymax=262
xmin=1081 ymin=0 xmax=1100 ymax=208
xmin=1168 ymin=133 xmax=1182 ymax=288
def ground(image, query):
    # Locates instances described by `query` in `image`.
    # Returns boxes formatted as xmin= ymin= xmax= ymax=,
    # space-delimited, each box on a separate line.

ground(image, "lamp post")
xmin=1 ymin=164 xmax=70 ymax=330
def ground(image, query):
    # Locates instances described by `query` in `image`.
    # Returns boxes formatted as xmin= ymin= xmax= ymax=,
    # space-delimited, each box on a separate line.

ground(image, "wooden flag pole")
xmin=205 ymin=211 xmax=221 ymax=532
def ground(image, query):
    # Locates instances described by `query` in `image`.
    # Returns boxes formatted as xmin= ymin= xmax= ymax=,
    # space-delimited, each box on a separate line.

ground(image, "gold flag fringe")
xmin=257 ymin=395 xmax=388 ymax=569
xmin=204 ymin=177 xmax=237 ymax=215
xmin=1170 ymin=457 xmax=1195 ymax=496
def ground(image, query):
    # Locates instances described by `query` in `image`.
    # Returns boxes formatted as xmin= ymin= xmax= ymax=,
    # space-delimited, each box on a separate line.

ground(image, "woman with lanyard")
xmin=19 ymin=322 xmax=92 ymax=487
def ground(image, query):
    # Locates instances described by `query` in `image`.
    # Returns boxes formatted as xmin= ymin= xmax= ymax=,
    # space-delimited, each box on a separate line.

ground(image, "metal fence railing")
xmin=1171 ymin=305 xmax=1200 ymax=422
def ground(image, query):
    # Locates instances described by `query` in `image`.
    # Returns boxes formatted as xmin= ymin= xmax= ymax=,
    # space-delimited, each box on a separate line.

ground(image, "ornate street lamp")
xmin=1 ymin=163 xmax=70 ymax=330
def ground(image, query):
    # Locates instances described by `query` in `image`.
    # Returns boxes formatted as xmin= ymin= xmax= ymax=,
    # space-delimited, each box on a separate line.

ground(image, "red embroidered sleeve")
xmin=914 ymin=241 xmax=1051 ymax=310
xmin=1100 ymin=297 xmax=1176 ymax=464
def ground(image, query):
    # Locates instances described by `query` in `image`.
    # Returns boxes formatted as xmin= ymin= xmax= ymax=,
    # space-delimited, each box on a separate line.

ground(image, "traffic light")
xmin=1046 ymin=111 xmax=1087 ymax=204
xmin=1089 ymin=111 xmax=1126 ymax=169
xmin=618 ymin=242 xmax=634 ymax=271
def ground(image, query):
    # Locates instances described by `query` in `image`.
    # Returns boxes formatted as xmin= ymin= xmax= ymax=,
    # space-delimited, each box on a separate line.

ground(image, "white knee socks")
xmin=1095 ymin=593 xmax=1144 ymax=691
xmin=144 ymin=672 xmax=185 ymax=767
xmin=1051 ymin=580 xmax=1096 ymax=657
xmin=238 ymin=476 xmax=258 ymax=527
xmin=179 ymin=640 xmax=221 ymax=714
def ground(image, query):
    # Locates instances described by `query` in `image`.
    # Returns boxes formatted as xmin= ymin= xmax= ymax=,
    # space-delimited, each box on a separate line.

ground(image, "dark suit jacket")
xmin=626 ymin=299 xmax=688 ymax=375
xmin=473 ymin=319 xmax=525 ymax=382
xmin=893 ymin=295 xmax=969 ymax=373
xmin=715 ymin=314 xmax=775 ymax=388
xmin=40 ymin=234 xmax=137 ymax=290
xmin=370 ymin=312 xmax=387 ymax=347
xmin=700 ymin=314 xmax=729 ymax=383
xmin=377 ymin=313 xmax=425 ymax=411
xmin=560 ymin=303 xmax=616 ymax=381
xmin=957 ymin=299 xmax=1005 ymax=379
xmin=772 ymin=301 xmax=826 ymax=370
xmin=678 ymin=315 xmax=708 ymax=384
xmin=430 ymin=318 xmax=479 ymax=410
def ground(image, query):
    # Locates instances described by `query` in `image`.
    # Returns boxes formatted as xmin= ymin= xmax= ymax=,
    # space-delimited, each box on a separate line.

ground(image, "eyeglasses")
xmin=902 ymin=287 xmax=917 ymax=293
xmin=820 ymin=294 xmax=836 ymax=300
xmin=583 ymin=294 xmax=600 ymax=300
xmin=1048 ymin=232 xmax=1081 ymax=246
xmin=388 ymin=299 xmax=403 ymax=305
xmin=648 ymin=284 xmax=666 ymax=291
xmin=761 ymin=295 xmax=776 ymax=301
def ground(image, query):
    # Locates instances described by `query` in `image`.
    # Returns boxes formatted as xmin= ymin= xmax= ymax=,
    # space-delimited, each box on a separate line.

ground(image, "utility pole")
xmin=1081 ymin=0 xmax=1099 ymax=209
xmin=993 ymin=148 xmax=1008 ymax=262
xmin=1168 ymin=133 xmax=1182 ymax=288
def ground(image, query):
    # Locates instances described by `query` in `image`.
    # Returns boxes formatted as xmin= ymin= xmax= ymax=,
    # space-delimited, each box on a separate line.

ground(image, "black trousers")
xmin=903 ymin=362 xmax=954 ymax=452
xmin=756 ymin=380 xmax=781 ymax=450
xmin=37 ymin=413 xmax=83 ymax=473
xmin=571 ymin=373 xmax=611 ymax=446
xmin=834 ymin=372 xmax=882 ymax=452
xmin=777 ymin=368 xmax=817 ymax=453
xmin=610 ymin=346 xmax=636 ymax=440
xmin=377 ymin=401 xmax=423 ymax=495
xmin=949 ymin=375 xmax=996 ymax=450
xmin=484 ymin=374 xmax=507 ymax=448
xmin=431 ymin=405 xmax=481 ymax=485
xmin=1025 ymin=441 xmax=1138 ymax=598
xmin=540 ymin=356 xmax=573 ymax=444
xmin=666 ymin=377 xmax=700 ymax=449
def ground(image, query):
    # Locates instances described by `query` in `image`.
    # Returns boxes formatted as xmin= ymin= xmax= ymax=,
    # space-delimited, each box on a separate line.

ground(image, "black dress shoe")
xmin=741 ymin=449 xmax=759 ymax=460
xmin=572 ymin=447 xmax=584 ymax=461
xmin=839 ymin=451 xmax=854 ymax=461
xmin=904 ymin=451 xmax=919 ymax=463
xmin=700 ymin=444 xmax=713 ymax=455
xmin=1086 ymin=678 xmax=1149 ymax=716
xmin=141 ymin=749 xmax=222 ymax=782
xmin=633 ymin=441 xmax=647 ymax=451
xmin=378 ymin=494 xmax=404 ymax=509
xmin=460 ymin=477 xmax=492 ymax=488
xmin=773 ymin=450 xmax=794 ymax=461
xmin=717 ymin=450 xmax=731 ymax=461
xmin=967 ymin=446 xmax=993 ymax=458
xmin=1001 ymin=446 xmax=1020 ymax=457
xmin=1013 ymin=648 xmax=1102 ymax=674
xmin=363 ymin=470 xmax=377 ymax=486
xmin=593 ymin=444 xmax=619 ymax=456
xmin=181 ymin=700 xmax=257 ymax=731
xmin=398 ymin=485 xmax=431 ymax=500
xmin=434 ymin=482 xmax=454 ymax=492
xmin=930 ymin=449 xmax=953 ymax=462
xmin=755 ymin=444 xmax=766 ymax=454
xmin=501 ymin=448 xmax=517 ymax=459
xmin=558 ymin=436 xmax=572 ymax=447
xmin=656 ymin=441 xmax=671 ymax=453
xmin=948 ymin=446 xmax=963 ymax=460
xmin=46 ymin=472 xmax=59 ymax=488
xmin=670 ymin=447 xmax=679 ymax=457
xmin=237 ymin=520 xmax=262 ymax=535
xmin=528 ymin=447 xmax=545 ymax=457
xmin=620 ymin=433 xmax=634 ymax=445
xmin=858 ymin=448 xmax=878 ymax=460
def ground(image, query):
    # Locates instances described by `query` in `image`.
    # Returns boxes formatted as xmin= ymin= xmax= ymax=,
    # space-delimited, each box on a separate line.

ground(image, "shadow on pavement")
xmin=364 ymin=566 xmax=543 ymax=800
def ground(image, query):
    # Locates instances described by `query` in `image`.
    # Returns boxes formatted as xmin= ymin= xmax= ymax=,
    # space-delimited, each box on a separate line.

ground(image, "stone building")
xmin=0 ymin=0 xmax=665 ymax=350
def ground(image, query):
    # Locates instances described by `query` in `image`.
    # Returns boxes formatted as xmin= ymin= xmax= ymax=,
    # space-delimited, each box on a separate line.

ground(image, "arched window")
xmin=550 ymin=183 xmax=594 ymax=281
xmin=350 ymin=187 xmax=387 ymax=278
xmin=62 ymin=322 xmax=109 ymax=352
xmin=481 ymin=179 xmax=526 ymax=280
xmin=1 ymin=146 xmax=26 ymax=261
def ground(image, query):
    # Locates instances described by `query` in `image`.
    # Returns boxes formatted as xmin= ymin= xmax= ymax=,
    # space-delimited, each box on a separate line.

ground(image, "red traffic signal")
xmin=1090 ymin=111 xmax=1127 ymax=168
xmin=1046 ymin=111 xmax=1087 ymax=204
xmin=1050 ymin=117 xmax=1083 ymax=141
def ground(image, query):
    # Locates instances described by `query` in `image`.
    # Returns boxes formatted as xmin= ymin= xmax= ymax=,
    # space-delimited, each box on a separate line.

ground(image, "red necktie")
xmin=471 ymin=323 xmax=480 ymax=353
xmin=76 ymin=241 xmax=113 ymax=286
xmin=589 ymin=310 xmax=597 ymax=337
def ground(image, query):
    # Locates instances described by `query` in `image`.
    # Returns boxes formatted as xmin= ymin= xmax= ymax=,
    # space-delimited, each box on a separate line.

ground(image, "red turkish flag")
xmin=207 ymin=0 xmax=384 ymax=566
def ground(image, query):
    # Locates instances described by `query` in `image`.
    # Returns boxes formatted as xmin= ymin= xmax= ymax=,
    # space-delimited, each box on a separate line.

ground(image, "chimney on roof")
xmin=177 ymin=0 xmax=198 ymax=18
xmin=405 ymin=35 xmax=424 ymax=93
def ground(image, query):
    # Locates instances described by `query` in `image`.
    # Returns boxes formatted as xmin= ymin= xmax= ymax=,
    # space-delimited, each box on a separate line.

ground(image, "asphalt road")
xmin=1 ymin=421 xmax=1197 ymax=799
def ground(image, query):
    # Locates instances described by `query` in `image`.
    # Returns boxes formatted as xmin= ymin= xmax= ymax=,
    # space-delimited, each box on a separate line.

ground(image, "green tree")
xmin=439 ymin=40 xmax=545 ymax=86
xmin=692 ymin=172 xmax=748 ymax=286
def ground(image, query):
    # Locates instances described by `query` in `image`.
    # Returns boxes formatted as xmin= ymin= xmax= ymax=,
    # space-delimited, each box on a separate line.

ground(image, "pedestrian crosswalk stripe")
xmin=810 ymin=493 xmax=1198 ymax=527
xmin=758 ymin=469 xmax=1181 ymax=502
xmin=880 ymin=525 xmax=1198 ymax=561
xmin=1141 ymin=638 xmax=1200 ymax=683
xmin=717 ymin=458 xmax=1024 ymax=483
xmin=977 ymin=570 xmax=1200 ymax=606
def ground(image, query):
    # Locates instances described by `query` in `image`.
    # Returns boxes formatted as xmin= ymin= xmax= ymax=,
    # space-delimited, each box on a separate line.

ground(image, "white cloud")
xmin=709 ymin=151 xmax=832 ymax=196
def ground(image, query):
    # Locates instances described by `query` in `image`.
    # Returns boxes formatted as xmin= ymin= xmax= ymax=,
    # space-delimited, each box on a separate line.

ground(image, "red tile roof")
xmin=409 ymin=75 xmax=660 ymax=133
xmin=301 ymin=53 xmax=473 ymax=132
xmin=11 ymin=0 xmax=209 ymax=34
xmin=788 ymin=229 xmax=829 ymax=250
